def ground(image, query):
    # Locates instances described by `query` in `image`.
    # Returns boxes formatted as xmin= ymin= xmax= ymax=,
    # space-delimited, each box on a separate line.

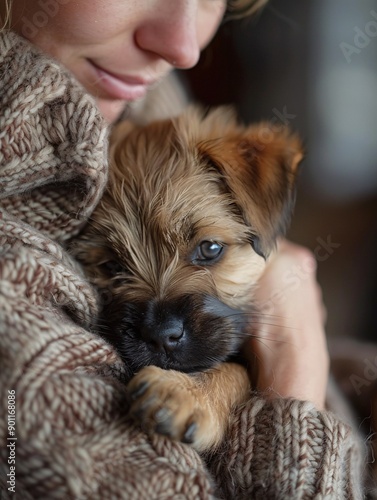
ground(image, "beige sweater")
xmin=0 ymin=31 xmax=367 ymax=499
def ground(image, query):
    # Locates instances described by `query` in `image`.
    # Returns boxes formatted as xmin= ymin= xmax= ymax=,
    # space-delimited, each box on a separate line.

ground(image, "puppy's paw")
xmin=127 ymin=366 xmax=214 ymax=451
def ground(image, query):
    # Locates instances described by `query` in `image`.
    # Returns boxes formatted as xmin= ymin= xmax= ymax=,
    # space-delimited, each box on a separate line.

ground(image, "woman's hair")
xmin=1 ymin=0 xmax=12 ymax=31
xmin=227 ymin=0 xmax=268 ymax=19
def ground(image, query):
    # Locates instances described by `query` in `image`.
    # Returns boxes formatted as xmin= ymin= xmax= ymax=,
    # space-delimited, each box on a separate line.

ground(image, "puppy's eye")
xmin=100 ymin=260 xmax=124 ymax=275
xmin=195 ymin=241 xmax=224 ymax=263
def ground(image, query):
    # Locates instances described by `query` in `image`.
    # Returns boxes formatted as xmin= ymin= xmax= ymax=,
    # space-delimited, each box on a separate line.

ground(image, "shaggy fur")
xmin=73 ymin=106 xmax=303 ymax=451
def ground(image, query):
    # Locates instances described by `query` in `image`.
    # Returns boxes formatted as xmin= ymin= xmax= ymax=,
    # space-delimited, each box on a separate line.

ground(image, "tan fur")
xmin=128 ymin=363 xmax=250 ymax=451
xmin=73 ymin=106 xmax=303 ymax=452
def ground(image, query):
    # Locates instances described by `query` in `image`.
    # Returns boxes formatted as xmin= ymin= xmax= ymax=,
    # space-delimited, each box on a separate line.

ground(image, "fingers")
xmin=247 ymin=239 xmax=329 ymax=410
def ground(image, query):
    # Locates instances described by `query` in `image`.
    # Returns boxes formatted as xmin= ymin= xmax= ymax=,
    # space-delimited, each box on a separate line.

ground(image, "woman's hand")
xmin=245 ymin=239 xmax=329 ymax=410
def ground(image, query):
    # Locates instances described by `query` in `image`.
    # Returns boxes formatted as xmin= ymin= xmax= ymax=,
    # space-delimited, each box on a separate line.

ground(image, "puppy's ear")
xmin=197 ymin=111 xmax=303 ymax=258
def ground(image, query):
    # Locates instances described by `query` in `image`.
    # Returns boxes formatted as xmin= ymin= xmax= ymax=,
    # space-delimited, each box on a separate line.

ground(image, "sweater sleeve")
xmin=208 ymin=395 xmax=366 ymax=499
xmin=0 ymin=31 xmax=214 ymax=499
xmin=0 ymin=244 xmax=214 ymax=499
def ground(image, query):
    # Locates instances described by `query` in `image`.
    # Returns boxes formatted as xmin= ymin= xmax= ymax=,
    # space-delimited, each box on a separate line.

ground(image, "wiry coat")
xmin=75 ymin=107 xmax=302 ymax=376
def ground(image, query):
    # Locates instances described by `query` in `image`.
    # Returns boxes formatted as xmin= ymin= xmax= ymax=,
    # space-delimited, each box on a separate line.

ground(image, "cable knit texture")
xmin=0 ymin=31 xmax=367 ymax=499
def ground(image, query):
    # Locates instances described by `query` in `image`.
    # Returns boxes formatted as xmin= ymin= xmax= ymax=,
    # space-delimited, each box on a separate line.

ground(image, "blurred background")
xmin=183 ymin=0 xmax=377 ymax=343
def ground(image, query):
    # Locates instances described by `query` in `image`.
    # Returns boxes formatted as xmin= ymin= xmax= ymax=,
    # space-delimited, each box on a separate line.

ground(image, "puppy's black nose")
xmin=141 ymin=316 xmax=184 ymax=352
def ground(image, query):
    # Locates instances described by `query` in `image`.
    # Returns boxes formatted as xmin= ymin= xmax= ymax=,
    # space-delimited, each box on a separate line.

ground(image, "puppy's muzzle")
xmin=104 ymin=294 xmax=250 ymax=375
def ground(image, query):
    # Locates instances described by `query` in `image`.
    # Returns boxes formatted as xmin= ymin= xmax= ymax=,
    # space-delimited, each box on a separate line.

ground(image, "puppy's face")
xmin=74 ymin=107 xmax=302 ymax=375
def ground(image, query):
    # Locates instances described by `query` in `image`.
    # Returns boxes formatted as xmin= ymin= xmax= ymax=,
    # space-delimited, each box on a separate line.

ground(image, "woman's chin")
xmin=96 ymin=98 xmax=130 ymax=124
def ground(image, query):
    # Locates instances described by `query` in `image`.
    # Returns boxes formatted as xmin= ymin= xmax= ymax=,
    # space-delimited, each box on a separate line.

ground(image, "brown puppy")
xmin=73 ymin=107 xmax=303 ymax=452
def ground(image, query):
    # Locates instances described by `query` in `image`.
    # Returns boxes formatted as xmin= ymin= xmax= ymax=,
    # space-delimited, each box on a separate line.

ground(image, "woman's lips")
xmin=87 ymin=59 xmax=155 ymax=101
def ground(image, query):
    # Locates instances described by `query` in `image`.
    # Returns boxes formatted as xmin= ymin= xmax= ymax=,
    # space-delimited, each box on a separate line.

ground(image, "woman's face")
xmin=8 ymin=0 xmax=226 ymax=122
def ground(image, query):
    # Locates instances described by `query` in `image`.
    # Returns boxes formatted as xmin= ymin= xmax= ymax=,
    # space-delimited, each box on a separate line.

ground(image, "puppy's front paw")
xmin=127 ymin=366 xmax=214 ymax=451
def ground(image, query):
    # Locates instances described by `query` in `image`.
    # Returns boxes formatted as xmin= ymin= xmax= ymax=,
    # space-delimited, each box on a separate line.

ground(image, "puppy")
xmin=73 ymin=106 xmax=303 ymax=452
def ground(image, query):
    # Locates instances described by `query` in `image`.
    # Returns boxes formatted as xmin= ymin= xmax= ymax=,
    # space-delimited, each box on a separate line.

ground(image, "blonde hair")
xmin=227 ymin=0 xmax=268 ymax=19
xmin=0 ymin=0 xmax=12 ymax=31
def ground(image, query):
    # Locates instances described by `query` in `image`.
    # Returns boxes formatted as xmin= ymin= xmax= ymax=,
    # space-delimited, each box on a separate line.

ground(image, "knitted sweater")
xmin=0 ymin=31 xmax=366 ymax=499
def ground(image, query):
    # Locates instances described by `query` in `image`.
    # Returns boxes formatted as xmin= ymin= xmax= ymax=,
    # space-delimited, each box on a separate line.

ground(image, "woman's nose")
xmin=135 ymin=1 xmax=201 ymax=69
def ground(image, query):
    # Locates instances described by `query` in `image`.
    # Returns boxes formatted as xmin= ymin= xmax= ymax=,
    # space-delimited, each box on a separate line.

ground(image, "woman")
xmin=0 ymin=1 xmax=366 ymax=497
